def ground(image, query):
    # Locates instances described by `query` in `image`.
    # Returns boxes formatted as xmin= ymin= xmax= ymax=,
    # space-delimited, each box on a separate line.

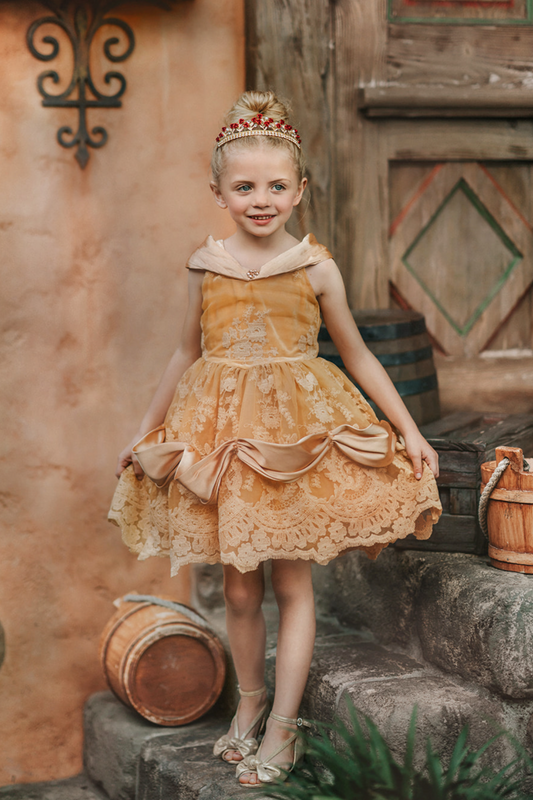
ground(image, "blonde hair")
xmin=211 ymin=91 xmax=306 ymax=185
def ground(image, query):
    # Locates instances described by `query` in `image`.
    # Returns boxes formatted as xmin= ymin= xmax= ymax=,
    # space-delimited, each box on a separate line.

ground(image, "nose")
xmin=252 ymin=189 xmax=270 ymax=208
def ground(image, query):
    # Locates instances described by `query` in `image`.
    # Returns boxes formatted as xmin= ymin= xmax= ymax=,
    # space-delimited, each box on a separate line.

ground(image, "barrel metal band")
xmin=320 ymin=346 xmax=434 ymax=369
xmin=120 ymin=593 xmax=213 ymax=632
xmin=356 ymin=373 xmax=438 ymax=401
xmin=357 ymin=317 xmax=427 ymax=342
xmin=488 ymin=545 xmax=533 ymax=566
xmin=482 ymin=487 xmax=533 ymax=505
xmin=318 ymin=317 xmax=427 ymax=343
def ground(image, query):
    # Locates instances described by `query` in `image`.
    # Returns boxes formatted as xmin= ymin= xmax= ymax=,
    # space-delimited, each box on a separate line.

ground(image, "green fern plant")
xmin=262 ymin=703 xmax=532 ymax=800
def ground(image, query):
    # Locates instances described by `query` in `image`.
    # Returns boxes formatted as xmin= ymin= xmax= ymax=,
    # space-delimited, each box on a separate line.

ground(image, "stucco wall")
xmin=0 ymin=0 xmax=243 ymax=784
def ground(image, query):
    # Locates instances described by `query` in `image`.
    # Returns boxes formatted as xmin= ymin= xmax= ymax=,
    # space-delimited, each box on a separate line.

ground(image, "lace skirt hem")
xmin=108 ymin=454 xmax=441 ymax=575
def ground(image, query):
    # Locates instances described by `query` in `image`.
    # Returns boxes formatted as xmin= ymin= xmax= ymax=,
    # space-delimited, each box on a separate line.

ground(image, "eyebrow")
xmin=230 ymin=178 xmax=291 ymax=187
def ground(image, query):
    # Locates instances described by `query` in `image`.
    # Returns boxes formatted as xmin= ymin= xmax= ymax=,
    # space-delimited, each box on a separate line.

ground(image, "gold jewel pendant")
xmin=247 ymin=270 xmax=260 ymax=280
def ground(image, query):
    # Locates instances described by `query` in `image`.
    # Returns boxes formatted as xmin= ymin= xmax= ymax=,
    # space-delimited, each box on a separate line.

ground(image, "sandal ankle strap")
xmin=270 ymin=711 xmax=311 ymax=728
xmin=238 ymin=684 xmax=267 ymax=697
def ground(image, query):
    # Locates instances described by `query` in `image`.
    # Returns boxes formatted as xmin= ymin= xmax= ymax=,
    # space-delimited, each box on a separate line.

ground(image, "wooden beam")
xmin=360 ymin=86 xmax=533 ymax=118
xmin=384 ymin=119 xmax=533 ymax=161
xmin=334 ymin=0 xmax=390 ymax=307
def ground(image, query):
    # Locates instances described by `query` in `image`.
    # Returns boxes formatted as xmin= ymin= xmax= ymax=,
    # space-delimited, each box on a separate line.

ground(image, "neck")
xmin=224 ymin=227 xmax=300 ymax=270
xmin=236 ymin=226 xmax=296 ymax=253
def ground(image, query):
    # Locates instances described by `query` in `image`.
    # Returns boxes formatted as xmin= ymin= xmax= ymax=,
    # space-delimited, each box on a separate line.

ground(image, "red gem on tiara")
xmin=222 ymin=127 xmax=227 ymax=132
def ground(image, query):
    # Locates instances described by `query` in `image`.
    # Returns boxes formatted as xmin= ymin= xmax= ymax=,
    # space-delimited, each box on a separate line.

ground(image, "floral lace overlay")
xmin=109 ymin=259 xmax=442 ymax=575
xmin=222 ymin=305 xmax=279 ymax=363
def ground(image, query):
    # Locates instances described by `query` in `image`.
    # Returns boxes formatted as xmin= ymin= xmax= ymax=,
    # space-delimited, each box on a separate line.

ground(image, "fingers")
xmin=423 ymin=447 xmax=439 ymax=478
xmin=115 ymin=455 xmax=130 ymax=479
xmin=115 ymin=451 xmax=145 ymax=481
xmin=409 ymin=451 xmax=423 ymax=481
xmin=404 ymin=432 xmax=439 ymax=481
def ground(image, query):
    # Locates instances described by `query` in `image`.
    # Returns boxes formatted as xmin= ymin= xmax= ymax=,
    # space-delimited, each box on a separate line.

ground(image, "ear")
xmin=210 ymin=181 xmax=228 ymax=209
xmin=293 ymin=177 xmax=308 ymax=207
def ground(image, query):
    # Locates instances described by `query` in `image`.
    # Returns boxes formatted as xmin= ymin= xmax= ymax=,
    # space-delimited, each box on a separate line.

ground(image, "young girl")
xmin=109 ymin=91 xmax=441 ymax=788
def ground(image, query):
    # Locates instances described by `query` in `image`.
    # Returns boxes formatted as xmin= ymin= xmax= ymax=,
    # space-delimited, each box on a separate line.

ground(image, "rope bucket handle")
xmin=115 ymin=593 xmax=216 ymax=634
xmin=478 ymin=455 xmax=530 ymax=539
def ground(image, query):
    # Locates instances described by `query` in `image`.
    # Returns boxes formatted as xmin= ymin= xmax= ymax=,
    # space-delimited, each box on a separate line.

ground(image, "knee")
xmin=271 ymin=563 xmax=313 ymax=607
xmin=223 ymin=576 xmax=264 ymax=615
xmin=271 ymin=576 xmax=297 ymax=607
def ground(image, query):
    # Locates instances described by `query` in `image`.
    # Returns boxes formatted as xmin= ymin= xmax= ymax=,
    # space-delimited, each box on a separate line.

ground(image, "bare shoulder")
xmin=306 ymin=258 xmax=346 ymax=298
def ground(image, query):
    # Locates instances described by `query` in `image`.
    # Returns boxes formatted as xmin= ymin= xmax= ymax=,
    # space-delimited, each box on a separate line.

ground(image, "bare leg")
xmin=221 ymin=564 xmax=267 ymax=762
xmin=239 ymin=559 xmax=315 ymax=785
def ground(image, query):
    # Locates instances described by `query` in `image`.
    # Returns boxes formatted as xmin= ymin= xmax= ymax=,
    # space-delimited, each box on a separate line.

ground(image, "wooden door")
xmin=246 ymin=0 xmax=533 ymax=357
xmin=389 ymin=161 xmax=533 ymax=356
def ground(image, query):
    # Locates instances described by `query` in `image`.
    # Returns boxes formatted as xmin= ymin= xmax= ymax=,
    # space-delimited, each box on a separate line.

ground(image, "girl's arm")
xmin=115 ymin=270 xmax=204 ymax=479
xmin=307 ymin=260 xmax=439 ymax=480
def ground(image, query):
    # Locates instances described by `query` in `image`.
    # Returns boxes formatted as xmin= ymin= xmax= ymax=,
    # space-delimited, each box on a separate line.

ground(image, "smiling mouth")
xmin=249 ymin=215 xmax=275 ymax=220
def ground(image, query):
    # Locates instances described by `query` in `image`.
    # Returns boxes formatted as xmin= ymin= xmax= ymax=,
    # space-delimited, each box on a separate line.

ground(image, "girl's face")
xmin=211 ymin=145 xmax=307 ymax=239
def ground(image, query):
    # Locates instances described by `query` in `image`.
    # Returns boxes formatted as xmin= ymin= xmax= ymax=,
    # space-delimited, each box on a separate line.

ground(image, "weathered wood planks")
xmin=244 ymin=0 xmax=333 ymax=250
xmin=388 ymin=24 xmax=533 ymax=89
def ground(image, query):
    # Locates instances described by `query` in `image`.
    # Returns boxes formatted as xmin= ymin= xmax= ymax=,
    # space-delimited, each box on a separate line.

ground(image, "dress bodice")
xmin=201 ymin=269 xmax=320 ymax=365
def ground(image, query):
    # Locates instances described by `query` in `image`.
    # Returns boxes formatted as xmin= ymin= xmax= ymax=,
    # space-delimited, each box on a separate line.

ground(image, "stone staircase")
xmin=2 ymin=551 xmax=533 ymax=799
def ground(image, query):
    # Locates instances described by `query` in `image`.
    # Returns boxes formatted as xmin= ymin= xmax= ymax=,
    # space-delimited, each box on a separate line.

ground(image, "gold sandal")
xmin=235 ymin=712 xmax=311 ymax=786
xmin=213 ymin=685 xmax=269 ymax=765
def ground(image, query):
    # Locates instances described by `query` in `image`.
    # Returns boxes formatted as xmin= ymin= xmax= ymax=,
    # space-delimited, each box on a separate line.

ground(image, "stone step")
xmin=83 ymin=626 xmax=516 ymax=799
xmin=315 ymin=550 xmax=533 ymax=700
xmin=299 ymin=635 xmax=509 ymax=770
xmin=85 ymin=694 xmax=252 ymax=800
xmin=0 ymin=775 xmax=106 ymax=800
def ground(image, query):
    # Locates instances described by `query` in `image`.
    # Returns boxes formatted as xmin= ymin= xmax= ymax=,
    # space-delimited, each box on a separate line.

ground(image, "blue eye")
xmin=237 ymin=184 xmax=252 ymax=192
xmin=273 ymin=184 xmax=285 ymax=191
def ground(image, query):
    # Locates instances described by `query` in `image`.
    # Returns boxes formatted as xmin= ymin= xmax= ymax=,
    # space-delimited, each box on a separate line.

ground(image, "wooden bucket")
xmin=480 ymin=446 xmax=533 ymax=574
xmin=100 ymin=594 xmax=226 ymax=725
xmin=318 ymin=309 xmax=440 ymax=426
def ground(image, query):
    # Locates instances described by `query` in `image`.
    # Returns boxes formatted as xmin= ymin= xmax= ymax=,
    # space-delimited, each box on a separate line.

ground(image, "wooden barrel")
xmin=481 ymin=446 xmax=533 ymax=574
xmin=318 ymin=308 xmax=440 ymax=426
xmin=100 ymin=595 xmax=226 ymax=725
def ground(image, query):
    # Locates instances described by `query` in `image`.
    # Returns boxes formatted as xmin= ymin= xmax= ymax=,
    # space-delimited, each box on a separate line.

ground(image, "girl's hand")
xmin=116 ymin=436 xmax=144 ymax=480
xmin=402 ymin=428 xmax=439 ymax=480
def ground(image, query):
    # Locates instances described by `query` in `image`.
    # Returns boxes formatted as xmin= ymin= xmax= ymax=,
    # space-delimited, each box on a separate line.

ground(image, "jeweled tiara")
xmin=215 ymin=113 xmax=302 ymax=150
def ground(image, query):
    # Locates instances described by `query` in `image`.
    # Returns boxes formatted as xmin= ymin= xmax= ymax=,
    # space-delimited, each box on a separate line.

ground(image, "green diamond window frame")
xmin=401 ymin=178 xmax=523 ymax=337
xmin=388 ymin=0 xmax=533 ymax=25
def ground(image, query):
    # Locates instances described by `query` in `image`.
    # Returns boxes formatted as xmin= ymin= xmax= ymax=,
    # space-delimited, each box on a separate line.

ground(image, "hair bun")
xmin=225 ymin=91 xmax=291 ymax=126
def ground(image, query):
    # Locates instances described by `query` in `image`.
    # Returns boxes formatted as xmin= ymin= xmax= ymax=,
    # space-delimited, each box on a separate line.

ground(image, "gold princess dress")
xmin=109 ymin=234 xmax=441 ymax=575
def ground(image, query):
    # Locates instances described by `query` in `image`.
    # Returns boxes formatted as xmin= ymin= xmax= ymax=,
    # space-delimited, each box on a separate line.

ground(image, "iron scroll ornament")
xmin=27 ymin=1 xmax=177 ymax=168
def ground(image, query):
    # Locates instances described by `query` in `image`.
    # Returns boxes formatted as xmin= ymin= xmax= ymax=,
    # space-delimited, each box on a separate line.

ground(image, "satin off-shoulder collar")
xmin=186 ymin=233 xmax=332 ymax=280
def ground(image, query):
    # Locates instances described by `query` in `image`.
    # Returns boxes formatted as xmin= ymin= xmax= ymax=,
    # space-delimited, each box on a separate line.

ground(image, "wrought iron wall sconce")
xmin=27 ymin=1 xmax=178 ymax=168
